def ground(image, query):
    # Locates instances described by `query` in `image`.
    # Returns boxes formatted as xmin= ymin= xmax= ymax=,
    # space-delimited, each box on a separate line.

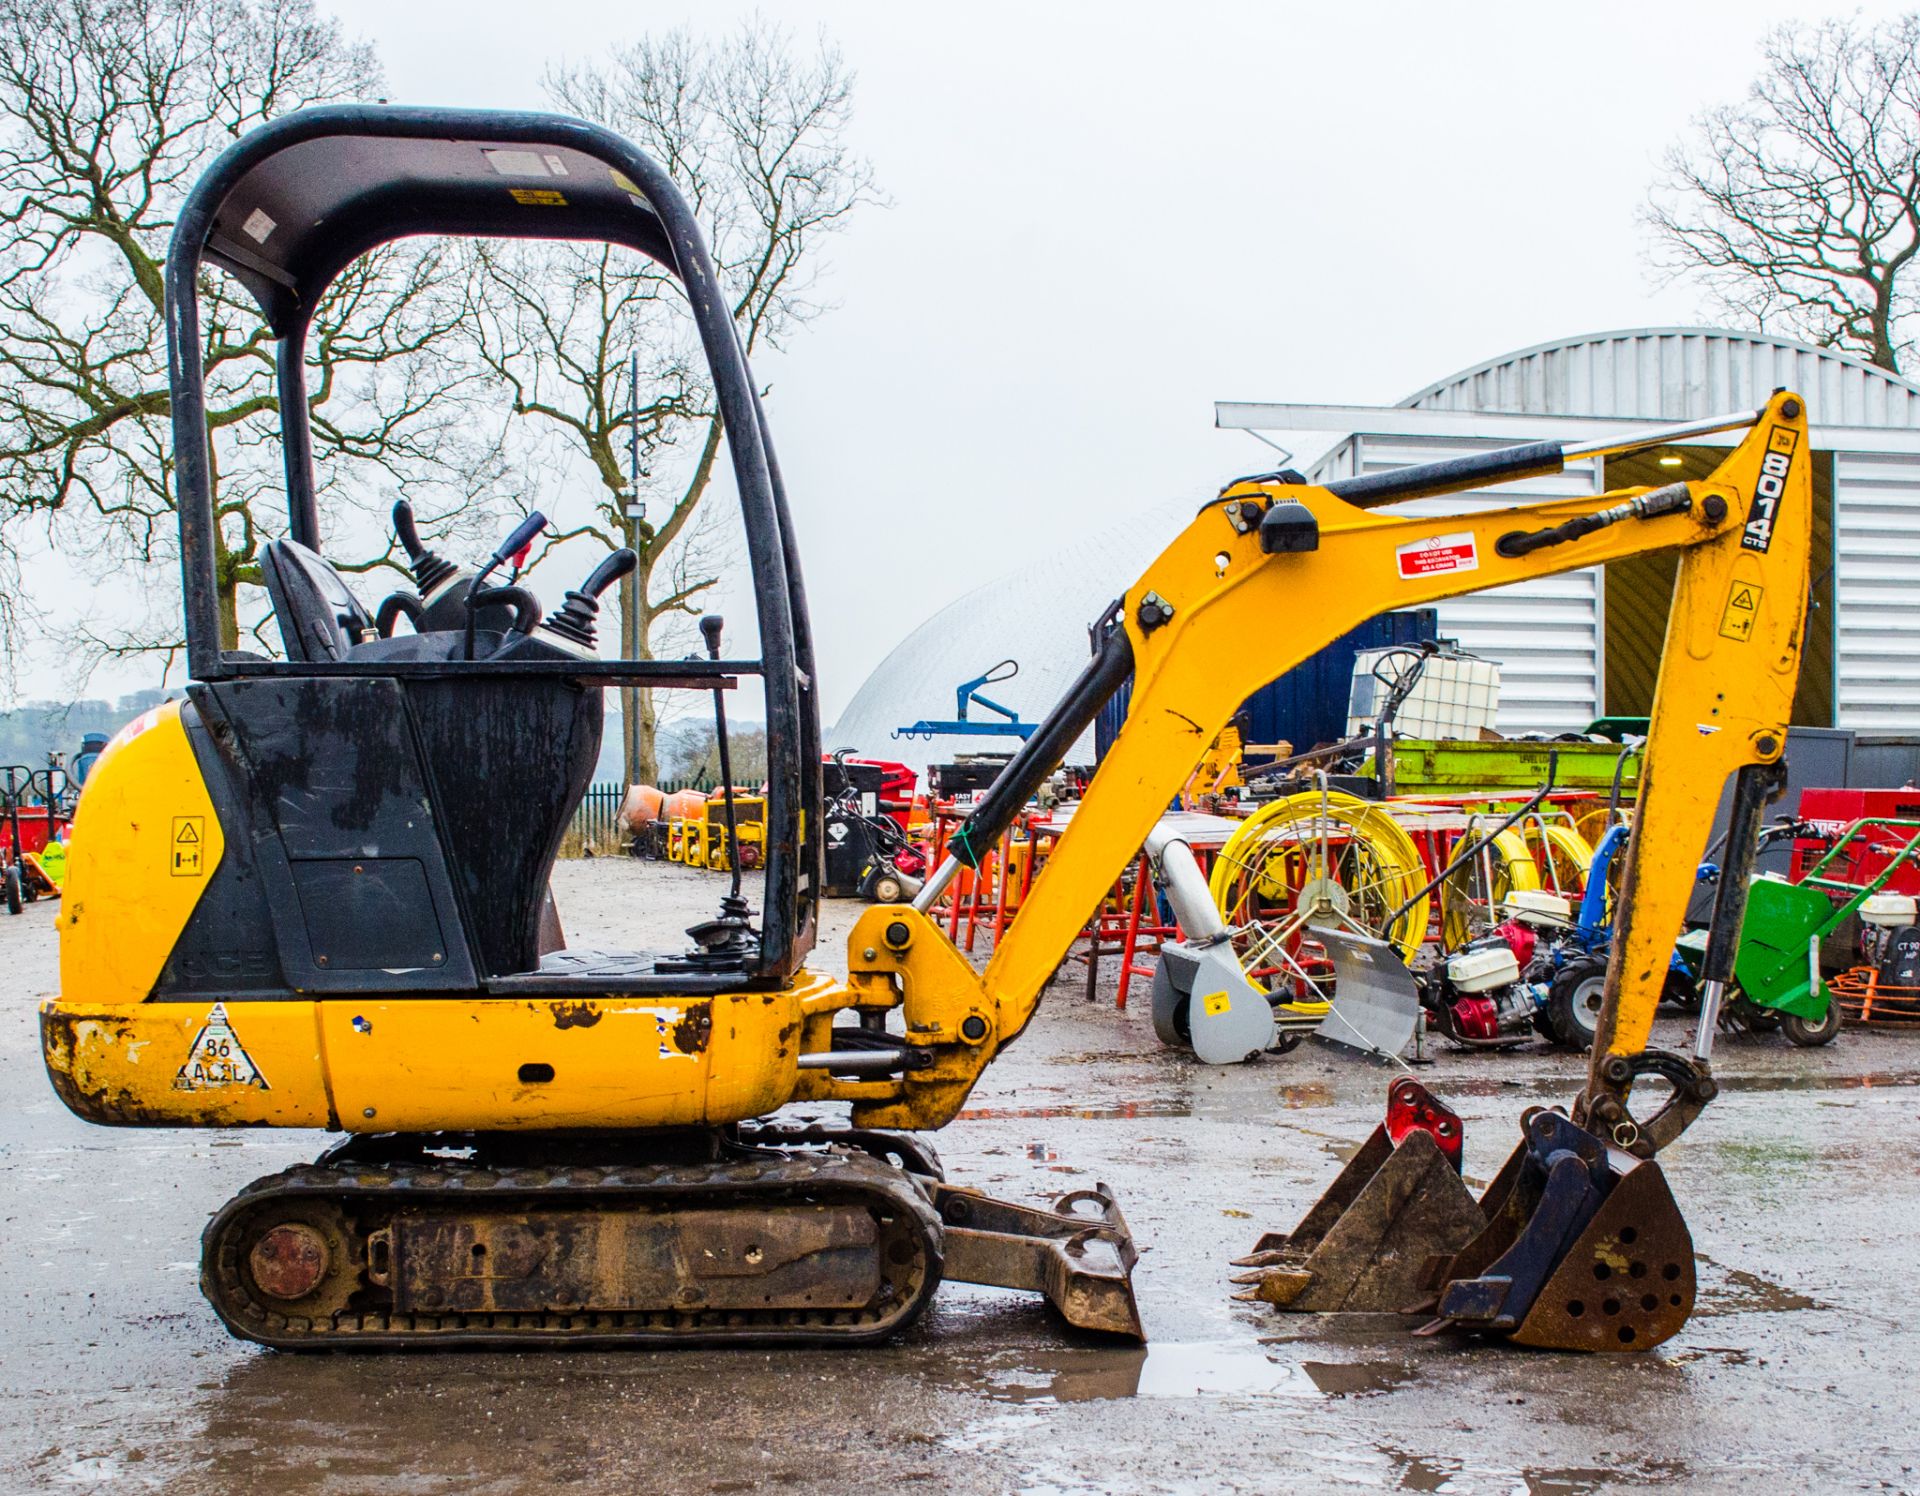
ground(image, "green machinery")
xmin=1681 ymin=817 xmax=1920 ymax=1047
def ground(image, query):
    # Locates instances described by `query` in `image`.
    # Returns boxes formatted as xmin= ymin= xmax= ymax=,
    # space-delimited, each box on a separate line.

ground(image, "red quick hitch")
xmin=1384 ymin=1077 xmax=1464 ymax=1172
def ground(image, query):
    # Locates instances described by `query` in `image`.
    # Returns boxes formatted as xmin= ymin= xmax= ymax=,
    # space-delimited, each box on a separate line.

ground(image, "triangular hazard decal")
xmin=174 ymin=1002 xmax=270 ymax=1091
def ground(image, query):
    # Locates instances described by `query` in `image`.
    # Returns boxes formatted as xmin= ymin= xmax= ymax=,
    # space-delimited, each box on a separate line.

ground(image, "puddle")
xmin=1695 ymin=1255 xmax=1822 ymax=1314
xmin=961 ymin=1069 xmax=1920 ymax=1125
xmin=1411 ymin=1067 xmax=1920 ymax=1101
xmin=1299 ymin=1359 xmax=1416 ymax=1397
xmin=1384 ymin=1450 xmax=1691 ymax=1495
xmin=957 ymin=1341 xmax=1419 ymax=1405
xmin=958 ymin=1101 xmax=1192 ymax=1122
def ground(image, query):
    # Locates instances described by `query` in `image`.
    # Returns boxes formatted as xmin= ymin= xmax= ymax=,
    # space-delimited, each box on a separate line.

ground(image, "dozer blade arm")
xmin=825 ymin=394 xmax=1806 ymax=1132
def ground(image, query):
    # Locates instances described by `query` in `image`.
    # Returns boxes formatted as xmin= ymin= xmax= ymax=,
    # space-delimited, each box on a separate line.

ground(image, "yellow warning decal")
xmin=1201 ymin=991 xmax=1231 ymax=1017
xmin=509 ymin=187 xmax=568 ymax=207
xmin=171 ymin=815 xmax=204 ymax=877
xmin=174 ymin=1003 xmax=270 ymax=1091
xmin=1719 ymin=580 xmax=1764 ymax=642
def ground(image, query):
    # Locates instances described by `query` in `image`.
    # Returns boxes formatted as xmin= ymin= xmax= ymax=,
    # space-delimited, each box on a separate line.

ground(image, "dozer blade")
xmin=932 ymin=1180 xmax=1145 ymax=1339
xmin=1424 ymin=1109 xmax=1696 ymax=1351
xmin=1232 ymin=1079 xmax=1482 ymax=1311
xmin=1311 ymin=926 xmax=1422 ymax=1060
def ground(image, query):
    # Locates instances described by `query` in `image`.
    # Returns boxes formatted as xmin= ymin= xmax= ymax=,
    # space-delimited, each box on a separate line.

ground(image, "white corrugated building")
xmin=834 ymin=328 xmax=1920 ymax=766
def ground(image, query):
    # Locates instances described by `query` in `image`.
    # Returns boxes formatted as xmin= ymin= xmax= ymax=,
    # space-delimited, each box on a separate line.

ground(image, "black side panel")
xmin=155 ymin=699 xmax=291 ymax=1000
xmin=403 ymin=677 xmax=601 ymax=979
xmin=195 ymin=678 xmax=479 ymax=993
xmin=292 ymin=858 xmax=447 ymax=970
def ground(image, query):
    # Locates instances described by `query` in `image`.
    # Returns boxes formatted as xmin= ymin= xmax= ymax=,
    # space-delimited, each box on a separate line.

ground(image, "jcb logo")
xmin=1742 ymin=428 xmax=1797 ymax=553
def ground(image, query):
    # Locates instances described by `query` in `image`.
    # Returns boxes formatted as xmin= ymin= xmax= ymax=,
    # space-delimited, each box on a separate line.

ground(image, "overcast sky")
xmin=18 ymin=0 xmax=1914 ymax=717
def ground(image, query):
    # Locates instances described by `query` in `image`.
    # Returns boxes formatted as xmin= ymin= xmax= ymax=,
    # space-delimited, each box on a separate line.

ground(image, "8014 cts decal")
xmin=1742 ymin=426 xmax=1799 ymax=554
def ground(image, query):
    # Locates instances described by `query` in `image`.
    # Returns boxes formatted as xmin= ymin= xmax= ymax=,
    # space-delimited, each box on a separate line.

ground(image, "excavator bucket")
xmin=1234 ymin=1085 xmax=1696 ymax=1350
xmin=1311 ymin=927 xmax=1423 ymax=1060
xmin=1421 ymin=1109 xmax=1695 ymax=1351
xmin=1231 ymin=1080 xmax=1482 ymax=1311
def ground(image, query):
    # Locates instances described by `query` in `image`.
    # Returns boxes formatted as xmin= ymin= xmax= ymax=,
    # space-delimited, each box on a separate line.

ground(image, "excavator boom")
xmin=831 ymin=395 xmax=1807 ymax=1144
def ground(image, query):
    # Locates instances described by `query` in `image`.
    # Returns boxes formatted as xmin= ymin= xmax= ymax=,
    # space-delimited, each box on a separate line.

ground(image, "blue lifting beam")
xmin=893 ymin=659 xmax=1039 ymax=742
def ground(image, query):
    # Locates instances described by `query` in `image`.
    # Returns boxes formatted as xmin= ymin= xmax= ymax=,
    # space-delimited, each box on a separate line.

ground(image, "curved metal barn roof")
xmin=827 ymin=501 xmax=1187 ymax=774
xmin=1402 ymin=326 xmax=1920 ymax=426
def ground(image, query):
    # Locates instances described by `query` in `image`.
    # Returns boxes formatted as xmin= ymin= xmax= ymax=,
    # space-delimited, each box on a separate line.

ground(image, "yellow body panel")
xmin=57 ymin=700 xmax=223 ymax=1007
xmin=41 ymin=981 xmax=824 ymax=1131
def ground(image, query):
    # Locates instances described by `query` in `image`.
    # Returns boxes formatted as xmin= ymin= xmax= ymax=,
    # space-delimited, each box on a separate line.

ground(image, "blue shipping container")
xmin=1093 ymin=608 xmax=1440 ymax=763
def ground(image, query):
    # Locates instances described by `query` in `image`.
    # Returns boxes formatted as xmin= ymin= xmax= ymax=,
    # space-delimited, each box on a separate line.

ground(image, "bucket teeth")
xmin=1237 ymin=1125 xmax=1484 ymax=1314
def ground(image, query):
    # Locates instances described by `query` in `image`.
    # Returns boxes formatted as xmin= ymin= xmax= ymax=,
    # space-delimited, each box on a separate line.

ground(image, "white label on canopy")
xmin=241 ymin=208 xmax=275 ymax=243
xmin=484 ymin=149 xmax=551 ymax=177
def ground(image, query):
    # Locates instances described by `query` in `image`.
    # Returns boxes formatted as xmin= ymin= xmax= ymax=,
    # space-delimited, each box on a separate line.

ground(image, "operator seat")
xmin=259 ymin=538 xmax=375 ymax=661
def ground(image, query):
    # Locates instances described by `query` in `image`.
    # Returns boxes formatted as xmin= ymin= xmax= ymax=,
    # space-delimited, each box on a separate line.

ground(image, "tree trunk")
xmin=620 ymin=569 xmax=640 ymax=786
xmin=215 ymin=522 xmax=241 ymax=651
xmin=618 ymin=548 xmax=659 ymax=785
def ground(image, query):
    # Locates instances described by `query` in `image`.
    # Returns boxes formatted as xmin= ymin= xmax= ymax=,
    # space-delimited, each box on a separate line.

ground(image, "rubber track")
xmin=202 ymin=1145 xmax=944 ymax=1350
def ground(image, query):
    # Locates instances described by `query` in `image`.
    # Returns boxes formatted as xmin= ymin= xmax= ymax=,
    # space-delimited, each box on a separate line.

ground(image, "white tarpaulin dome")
xmin=827 ymin=500 xmax=1188 ymax=775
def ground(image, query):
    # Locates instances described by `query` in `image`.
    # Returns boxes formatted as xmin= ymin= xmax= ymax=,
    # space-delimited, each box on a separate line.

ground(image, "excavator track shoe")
xmin=1233 ymin=1081 xmax=1482 ymax=1311
xmin=202 ymin=1145 xmax=944 ymax=1349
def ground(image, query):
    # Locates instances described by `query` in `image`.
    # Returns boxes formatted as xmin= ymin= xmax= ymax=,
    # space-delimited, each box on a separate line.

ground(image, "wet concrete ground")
xmin=5 ymin=859 xmax=1919 ymax=1494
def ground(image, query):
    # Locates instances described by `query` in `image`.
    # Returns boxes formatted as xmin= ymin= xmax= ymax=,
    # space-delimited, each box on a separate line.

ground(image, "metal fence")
xmin=561 ymin=777 xmax=716 ymax=857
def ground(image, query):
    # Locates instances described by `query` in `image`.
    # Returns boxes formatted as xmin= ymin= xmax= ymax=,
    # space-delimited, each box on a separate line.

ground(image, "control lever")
xmin=389 ymin=500 xmax=468 ymax=631
xmin=463 ymin=511 xmax=547 ymax=660
xmin=489 ymin=511 xmax=548 ymax=572
xmin=683 ymin=614 xmax=757 ymax=965
xmin=538 ymin=549 xmax=637 ymax=654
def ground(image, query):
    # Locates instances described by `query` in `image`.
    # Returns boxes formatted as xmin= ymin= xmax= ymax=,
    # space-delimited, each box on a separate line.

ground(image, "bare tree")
xmin=0 ymin=0 xmax=496 ymax=683
xmin=665 ymin=722 xmax=768 ymax=786
xmin=1647 ymin=13 xmax=1920 ymax=374
xmin=468 ymin=21 xmax=878 ymax=784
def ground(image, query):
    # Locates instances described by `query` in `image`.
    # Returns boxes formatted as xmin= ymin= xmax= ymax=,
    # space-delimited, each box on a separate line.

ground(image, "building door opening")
xmin=1601 ymin=444 xmax=1834 ymax=727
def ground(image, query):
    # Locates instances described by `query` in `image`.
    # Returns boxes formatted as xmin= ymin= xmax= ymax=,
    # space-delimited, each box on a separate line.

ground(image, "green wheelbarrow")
xmin=1678 ymin=817 xmax=1920 ymax=1047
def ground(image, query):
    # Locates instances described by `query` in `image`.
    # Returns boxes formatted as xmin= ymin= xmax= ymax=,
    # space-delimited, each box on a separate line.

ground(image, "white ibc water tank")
xmin=1348 ymin=648 xmax=1501 ymax=740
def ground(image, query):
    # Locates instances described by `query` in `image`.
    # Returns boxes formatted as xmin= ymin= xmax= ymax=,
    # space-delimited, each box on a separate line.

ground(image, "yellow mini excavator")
xmin=41 ymin=106 xmax=1809 ymax=1353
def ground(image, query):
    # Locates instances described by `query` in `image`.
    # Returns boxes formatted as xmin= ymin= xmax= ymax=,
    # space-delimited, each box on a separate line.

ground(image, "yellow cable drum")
xmin=1209 ymin=789 xmax=1431 ymax=1000
xmin=1438 ymin=827 xmax=1543 ymax=950
xmin=1522 ymin=820 xmax=1593 ymax=900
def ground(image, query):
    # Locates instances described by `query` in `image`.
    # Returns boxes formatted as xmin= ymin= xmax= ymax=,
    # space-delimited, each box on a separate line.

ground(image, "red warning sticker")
xmin=1396 ymin=531 xmax=1479 ymax=579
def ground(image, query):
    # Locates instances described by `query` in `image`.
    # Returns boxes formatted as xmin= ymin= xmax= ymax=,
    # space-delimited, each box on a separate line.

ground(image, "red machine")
xmin=1794 ymin=788 xmax=1920 ymax=894
xmin=1 ymin=765 xmax=70 ymax=913
xmin=838 ymin=757 xmax=917 ymax=829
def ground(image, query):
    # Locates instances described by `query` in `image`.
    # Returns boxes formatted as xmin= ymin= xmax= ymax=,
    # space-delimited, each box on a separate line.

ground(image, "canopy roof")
xmin=180 ymin=105 xmax=685 ymax=333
